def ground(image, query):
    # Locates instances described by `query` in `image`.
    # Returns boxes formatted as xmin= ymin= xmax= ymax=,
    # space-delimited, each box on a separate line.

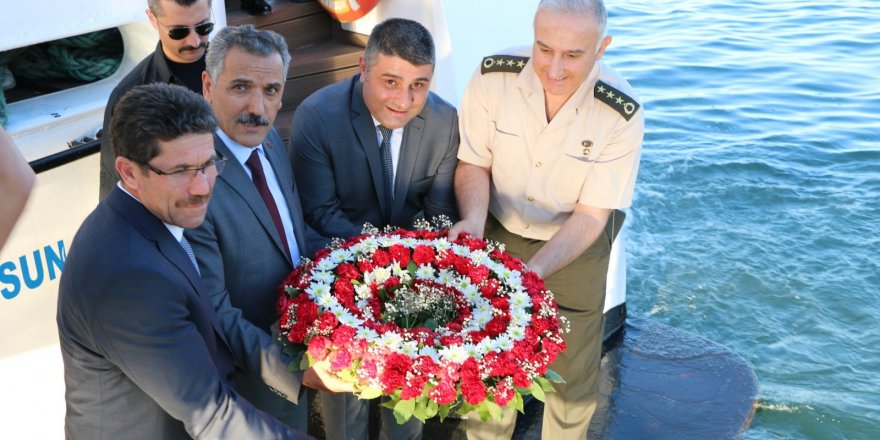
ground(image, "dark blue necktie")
xmin=378 ymin=125 xmax=395 ymax=218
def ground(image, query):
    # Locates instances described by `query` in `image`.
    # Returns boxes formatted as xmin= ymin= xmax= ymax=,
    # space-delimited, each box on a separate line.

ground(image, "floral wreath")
xmin=276 ymin=219 xmax=569 ymax=423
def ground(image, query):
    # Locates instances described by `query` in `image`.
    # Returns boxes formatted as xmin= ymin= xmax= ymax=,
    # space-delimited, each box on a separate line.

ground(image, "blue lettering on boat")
xmin=1 ymin=240 xmax=66 ymax=300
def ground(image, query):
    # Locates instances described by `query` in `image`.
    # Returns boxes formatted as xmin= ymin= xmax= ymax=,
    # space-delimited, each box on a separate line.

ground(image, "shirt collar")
xmin=116 ymin=181 xmax=185 ymax=241
xmin=216 ymin=128 xmax=262 ymax=166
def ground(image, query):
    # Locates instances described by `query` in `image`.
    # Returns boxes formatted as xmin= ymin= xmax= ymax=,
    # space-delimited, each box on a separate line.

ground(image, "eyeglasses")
xmin=158 ymin=20 xmax=215 ymax=41
xmin=130 ymin=156 xmax=227 ymax=186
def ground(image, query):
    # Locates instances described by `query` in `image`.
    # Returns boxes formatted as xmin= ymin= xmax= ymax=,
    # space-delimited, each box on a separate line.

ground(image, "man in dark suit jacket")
xmin=185 ymin=25 xmax=328 ymax=432
xmin=289 ymin=18 xmax=460 ymax=440
xmin=290 ymin=18 xmax=460 ymax=243
xmin=57 ymin=83 xmax=319 ymax=439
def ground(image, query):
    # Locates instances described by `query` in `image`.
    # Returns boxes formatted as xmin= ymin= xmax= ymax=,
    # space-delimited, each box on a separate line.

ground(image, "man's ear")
xmin=596 ymin=35 xmax=613 ymax=60
xmin=116 ymin=156 xmax=140 ymax=192
xmin=202 ymin=71 xmax=213 ymax=101
xmin=358 ymin=55 xmax=368 ymax=82
xmin=146 ymin=8 xmax=159 ymax=33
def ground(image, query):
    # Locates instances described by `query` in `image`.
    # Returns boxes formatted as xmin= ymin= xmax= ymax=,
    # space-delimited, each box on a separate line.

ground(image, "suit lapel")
xmin=106 ymin=188 xmax=233 ymax=351
xmin=264 ymin=128 xmax=307 ymax=258
xmin=214 ymin=135 xmax=291 ymax=263
xmin=351 ymin=77 xmax=390 ymax=218
xmin=393 ymin=115 xmax=425 ymax=223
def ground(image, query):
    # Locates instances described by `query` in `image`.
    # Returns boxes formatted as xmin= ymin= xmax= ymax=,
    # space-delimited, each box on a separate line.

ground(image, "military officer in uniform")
xmin=448 ymin=0 xmax=644 ymax=438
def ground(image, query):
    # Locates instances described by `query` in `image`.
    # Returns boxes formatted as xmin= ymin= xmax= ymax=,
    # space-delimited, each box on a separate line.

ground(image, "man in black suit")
xmin=100 ymin=0 xmax=214 ymax=200
xmin=58 ymin=83 xmax=348 ymax=439
xmin=289 ymin=18 xmax=460 ymax=440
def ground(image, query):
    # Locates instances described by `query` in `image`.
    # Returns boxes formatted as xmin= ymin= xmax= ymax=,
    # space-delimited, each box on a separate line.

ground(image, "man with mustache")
xmin=99 ymin=0 xmax=214 ymax=201
xmin=185 ymin=25 xmax=328 ymax=432
xmin=57 ymin=83 xmax=347 ymax=439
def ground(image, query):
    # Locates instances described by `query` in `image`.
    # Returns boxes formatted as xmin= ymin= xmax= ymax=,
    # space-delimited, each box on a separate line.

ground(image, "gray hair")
xmin=148 ymin=0 xmax=212 ymax=16
xmin=537 ymin=0 xmax=608 ymax=42
xmin=363 ymin=18 xmax=435 ymax=69
xmin=205 ymin=25 xmax=291 ymax=82
xmin=111 ymin=83 xmax=217 ymax=162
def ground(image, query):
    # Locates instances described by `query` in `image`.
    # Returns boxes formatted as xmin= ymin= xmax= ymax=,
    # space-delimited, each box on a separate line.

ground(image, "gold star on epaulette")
xmin=593 ymin=80 xmax=640 ymax=121
xmin=481 ymin=55 xmax=530 ymax=74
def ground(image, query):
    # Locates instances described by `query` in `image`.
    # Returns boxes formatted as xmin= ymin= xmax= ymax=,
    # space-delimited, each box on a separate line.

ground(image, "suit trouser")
xmin=464 ymin=214 xmax=613 ymax=440
xmin=236 ymin=371 xmax=308 ymax=431
xmin=321 ymin=391 xmax=423 ymax=440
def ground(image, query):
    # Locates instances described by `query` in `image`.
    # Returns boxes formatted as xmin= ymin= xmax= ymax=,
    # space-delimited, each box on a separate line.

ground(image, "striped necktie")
xmin=378 ymin=125 xmax=394 ymax=218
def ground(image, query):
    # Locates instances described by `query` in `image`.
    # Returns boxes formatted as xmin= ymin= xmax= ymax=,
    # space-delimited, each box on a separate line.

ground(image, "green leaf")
xmin=544 ymin=369 xmax=565 ymax=384
xmin=299 ymin=352 xmax=313 ymax=370
xmin=536 ymin=377 xmax=556 ymax=392
xmin=438 ymin=403 xmax=451 ymax=421
xmin=407 ymin=261 xmax=418 ymax=274
xmin=514 ymin=392 xmax=524 ymax=413
xmin=413 ymin=398 xmax=428 ymax=422
xmin=380 ymin=399 xmax=397 ymax=410
xmin=477 ymin=403 xmax=491 ymax=421
xmin=393 ymin=399 xmax=416 ymax=424
xmin=424 ymin=318 xmax=439 ymax=330
xmin=529 ymin=382 xmax=546 ymax=402
xmin=425 ymin=400 xmax=439 ymax=419
xmin=357 ymin=387 xmax=383 ymax=400
xmin=485 ymin=400 xmax=503 ymax=421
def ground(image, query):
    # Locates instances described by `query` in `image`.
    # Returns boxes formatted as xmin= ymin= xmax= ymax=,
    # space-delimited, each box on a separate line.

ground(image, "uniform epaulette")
xmin=594 ymin=80 xmax=640 ymax=121
xmin=481 ymin=55 xmax=529 ymax=74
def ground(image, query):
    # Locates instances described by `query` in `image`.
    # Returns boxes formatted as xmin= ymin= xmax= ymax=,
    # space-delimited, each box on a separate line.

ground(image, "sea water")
xmin=608 ymin=1 xmax=879 ymax=438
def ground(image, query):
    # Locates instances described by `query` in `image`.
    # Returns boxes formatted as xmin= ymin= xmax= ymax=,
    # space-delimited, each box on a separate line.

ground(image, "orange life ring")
xmin=318 ymin=0 xmax=380 ymax=23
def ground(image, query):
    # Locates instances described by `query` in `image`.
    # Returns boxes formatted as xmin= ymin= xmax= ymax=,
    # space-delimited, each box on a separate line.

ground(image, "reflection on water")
xmin=609 ymin=1 xmax=880 ymax=438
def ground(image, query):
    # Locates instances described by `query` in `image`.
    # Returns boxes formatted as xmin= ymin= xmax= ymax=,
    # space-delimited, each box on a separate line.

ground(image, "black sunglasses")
xmin=163 ymin=21 xmax=215 ymax=40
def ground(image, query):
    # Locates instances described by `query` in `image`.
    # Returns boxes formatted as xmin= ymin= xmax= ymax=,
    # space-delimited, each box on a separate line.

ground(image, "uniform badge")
xmin=594 ymin=80 xmax=640 ymax=121
xmin=481 ymin=55 xmax=529 ymax=74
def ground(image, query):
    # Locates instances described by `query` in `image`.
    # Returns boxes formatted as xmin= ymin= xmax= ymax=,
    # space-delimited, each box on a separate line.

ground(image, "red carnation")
xmin=388 ymin=244 xmax=411 ymax=266
xmin=468 ymin=265 xmax=490 ymax=285
xmin=412 ymin=245 xmax=436 ymax=266
xmin=380 ymin=353 xmax=413 ymax=393
xmin=372 ymin=249 xmax=392 ymax=267
xmin=480 ymin=278 xmax=500 ymax=297
xmin=317 ymin=312 xmax=339 ymax=333
xmin=332 ymin=325 xmax=357 ymax=347
xmin=485 ymin=315 xmax=510 ymax=336
xmin=307 ymin=335 xmax=331 ymax=361
xmin=334 ymin=279 xmax=356 ymax=309
xmin=336 ymin=263 xmax=359 ymax=280
xmin=357 ymin=259 xmax=375 ymax=273
xmin=492 ymin=379 xmax=516 ymax=407
xmin=287 ymin=322 xmax=309 ymax=343
xmin=328 ymin=349 xmax=352 ymax=372
xmin=296 ymin=300 xmax=319 ymax=323
xmin=428 ymin=380 xmax=457 ymax=405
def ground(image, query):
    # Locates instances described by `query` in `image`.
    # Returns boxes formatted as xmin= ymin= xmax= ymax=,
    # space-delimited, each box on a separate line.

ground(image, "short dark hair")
xmin=148 ymin=0 xmax=212 ymax=16
xmin=363 ymin=18 xmax=435 ymax=69
xmin=110 ymin=83 xmax=217 ymax=163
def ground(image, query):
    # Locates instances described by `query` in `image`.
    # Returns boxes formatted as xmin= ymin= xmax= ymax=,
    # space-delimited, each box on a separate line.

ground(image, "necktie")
xmin=378 ymin=125 xmax=394 ymax=218
xmin=245 ymin=149 xmax=292 ymax=260
xmin=179 ymin=235 xmax=200 ymax=275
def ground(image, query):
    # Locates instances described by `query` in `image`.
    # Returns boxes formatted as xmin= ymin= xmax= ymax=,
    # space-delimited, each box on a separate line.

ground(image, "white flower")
xmin=307 ymin=282 xmax=331 ymax=301
xmin=418 ymin=345 xmax=440 ymax=361
xmin=415 ymin=265 xmax=435 ymax=280
xmin=463 ymin=343 xmax=480 ymax=358
xmin=432 ymin=238 xmax=451 ymax=252
xmin=312 ymin=271 xmax=336 ymax=285
xmin=472 ymin=308 xmax=493 ymax=327
xmin=329 ymin=248 xmax=352 ymax=264
xmin=366 ymin=266 xmax=391 ymax=284
xmin=436 ymin=268 xmax=455 ymax=285
xmin=378 ymin=332 xmax=403 ymax=350
xmin=356 ymin=327 xmax=379 ymax=341
xmin=337 ymin=310 xmax=362 ymax=327
xmin=469 ymin=250 xmax=489 ymax=265
xmin=439 ymin=345 xmax=469 ymax=363
xmin=316 ymin=258 xmax=338 ymax=272
xmin=401 ymin=340 xmax=420 ymax=357
xmin=492 ymin=334 xmax=514 ymax=351
xmin=506 ymin=325 xmax=526 ymax=341
xmin=355 ymin=283 xmax=372 ymax=301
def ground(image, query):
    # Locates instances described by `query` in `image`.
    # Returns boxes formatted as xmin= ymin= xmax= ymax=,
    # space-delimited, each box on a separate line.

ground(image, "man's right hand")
xmin=447 ymin=218 xmax=484 ymax=241
xmin=302 ymin=359 xmax=358 ymax=393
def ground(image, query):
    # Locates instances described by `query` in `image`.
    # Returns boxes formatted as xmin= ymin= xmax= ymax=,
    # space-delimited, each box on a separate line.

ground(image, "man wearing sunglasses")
xmin=99 ymin=0 xmax=214 ymax=201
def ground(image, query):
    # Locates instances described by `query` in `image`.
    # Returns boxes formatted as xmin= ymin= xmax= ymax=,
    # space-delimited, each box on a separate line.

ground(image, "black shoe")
xmin=241 ymin=0 xmax=272 ymax=15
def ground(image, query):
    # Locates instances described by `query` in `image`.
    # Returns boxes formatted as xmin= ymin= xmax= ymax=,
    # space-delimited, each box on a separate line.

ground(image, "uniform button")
xmin=527 ymin=196 xmax=534 ymax=202
xmin=523 ymin=224 xmax=530 ymax=229
xmin=535 ymin=162 xmax=542 ymax=167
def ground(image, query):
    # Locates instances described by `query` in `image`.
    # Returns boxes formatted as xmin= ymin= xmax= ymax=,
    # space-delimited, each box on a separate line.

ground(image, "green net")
xmin=0 ymin=29 xmax=123 ymax=127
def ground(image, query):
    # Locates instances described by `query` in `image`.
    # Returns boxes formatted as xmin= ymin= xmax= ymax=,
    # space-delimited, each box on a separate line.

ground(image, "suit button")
xmin=523 ymin=224 xmax=530 ymax=229
xmin=527 ymin=196 xmax=534 ymax=202
xmin=535 ymin=162 xmax=542 ymax=167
